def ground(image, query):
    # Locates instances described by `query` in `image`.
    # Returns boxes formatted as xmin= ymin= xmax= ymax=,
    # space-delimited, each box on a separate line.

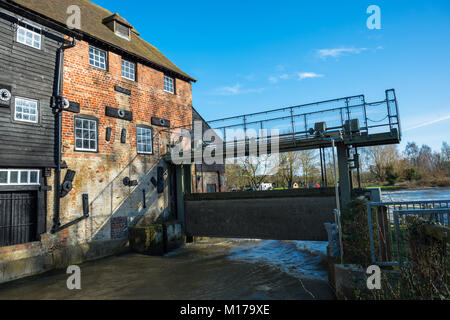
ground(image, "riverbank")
xmin=0 ymin=240 xmax=335 ymax=300
xmin=365 ymin=178 xmax=450 ymax=190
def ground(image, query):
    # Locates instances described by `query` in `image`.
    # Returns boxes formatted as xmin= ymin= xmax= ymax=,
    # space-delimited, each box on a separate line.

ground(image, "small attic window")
xmin=103 ymin=14 xmax=133 ymax=41
xmin=115 ymin=22 xmax=130 ymax=40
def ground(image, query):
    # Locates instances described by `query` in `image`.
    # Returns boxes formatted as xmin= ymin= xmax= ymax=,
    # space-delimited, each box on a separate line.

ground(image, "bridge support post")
xmin=336 ymin=143 xmax=352 ymax=210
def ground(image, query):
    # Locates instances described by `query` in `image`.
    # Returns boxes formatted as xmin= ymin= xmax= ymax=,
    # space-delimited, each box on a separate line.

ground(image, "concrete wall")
xmin=185 ymin=189 xmax=336 ymax=241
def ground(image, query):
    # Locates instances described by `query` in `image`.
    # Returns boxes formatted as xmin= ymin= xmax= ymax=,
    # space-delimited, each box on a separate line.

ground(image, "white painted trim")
xmin=14 ymin=97 xmax=39 ymax=124
xmin=16 ymin=26 xmax=41 ymax=50
xmin=0 ymin=169 xmax=40 ymax=186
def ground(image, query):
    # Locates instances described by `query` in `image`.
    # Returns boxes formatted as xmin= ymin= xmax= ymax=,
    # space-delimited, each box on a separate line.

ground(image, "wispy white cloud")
xmin=298 ymin=72 xmax=324 ymax=80
xmin=212 ymin=83 xmax=265 ymax=96
xmin=404 ymin=115 xmax=450 ymax=132
xmin=317 ymin=47 xmax=368 ymax=59
xmin=269 ymin=73 xmax=290 ymax=83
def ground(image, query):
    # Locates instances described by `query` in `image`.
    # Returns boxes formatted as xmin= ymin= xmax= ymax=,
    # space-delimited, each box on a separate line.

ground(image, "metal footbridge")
xmin=166 ymin=89 xmax=401 ymax=159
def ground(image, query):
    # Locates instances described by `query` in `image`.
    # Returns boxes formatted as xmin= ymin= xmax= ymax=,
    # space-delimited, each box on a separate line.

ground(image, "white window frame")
xmin=89 ymin=46 xmax=107 ymax=70
xmin=137 ymin=127 xmax=153 ymax=155
xmin=14 ymin=97 xmax=39 ymax=124
xmin=74 ymin=117 xmax=98 ymax=152
xmin=164 ymin=75 xmax=175 ymax=94
xmin=0 ymin=169 xmax=40 ymax=186
xmin=122 ymin=59 xmax=136 ymax=81
xmin=16 ymin=25 xmax=41 ymax=50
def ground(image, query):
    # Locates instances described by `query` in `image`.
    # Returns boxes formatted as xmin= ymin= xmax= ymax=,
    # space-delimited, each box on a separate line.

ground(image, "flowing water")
xmin=0 ymin=188 xmax=448 ymax=300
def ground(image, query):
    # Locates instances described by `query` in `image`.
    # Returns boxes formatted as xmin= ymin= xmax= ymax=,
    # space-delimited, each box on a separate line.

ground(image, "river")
xmin=0 ymin=188 xmax=448 ymax=300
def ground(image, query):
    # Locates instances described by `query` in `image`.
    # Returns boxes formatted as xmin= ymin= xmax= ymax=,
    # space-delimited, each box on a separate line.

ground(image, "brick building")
xmin=0 ymin=0 xmax=213 ymax=283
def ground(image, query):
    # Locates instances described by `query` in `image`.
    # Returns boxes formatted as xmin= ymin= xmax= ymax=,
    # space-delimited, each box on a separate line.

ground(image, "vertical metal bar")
xmin=381 ymin=206 xmax=388 ymax=262
xmin=367 ymin=203 xmax=376 ymax=264
xmin=376 ymin=206 xmax=382 ymax=263
xmin=332 ymin=139 xmax=344 ymax=264
xmin=388 ymin=206 xmax=395 ymax=264
xmin=345 ymin=98 xmax=351 ymax=122
xmin=386 ymin=90 xmax=393 ymax=132
xmin=323 ymin=148 xmax=328 ymax=187
xmin=304 ymin=115 xmax=308 ymax=137
xmin=320 ymin=148 xmax=324 ymax=187
xmin=290 ymin=108 xmax=296 ymax=146
xmin=394 ymin=212 xmax=402 ymax=266
xmin=363 ymin=95 xmax=368 ymax=132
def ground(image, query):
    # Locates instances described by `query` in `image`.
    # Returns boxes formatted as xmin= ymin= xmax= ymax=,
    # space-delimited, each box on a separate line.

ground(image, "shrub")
xmin=385 ymin=165 xmax=399 ymax=185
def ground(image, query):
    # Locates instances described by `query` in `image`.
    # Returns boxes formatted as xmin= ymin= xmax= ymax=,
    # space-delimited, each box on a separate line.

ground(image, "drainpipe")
xmin=51 ymin=37 xmax=76 ymax=233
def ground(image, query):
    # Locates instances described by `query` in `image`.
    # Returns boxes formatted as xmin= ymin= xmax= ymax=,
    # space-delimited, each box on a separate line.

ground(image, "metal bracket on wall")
xmin=121 ymin=129 xmax=127 ymax=143
xmin=52 ymin=96 xmax=80 ymax=113
xmin=51 ymin=194 xmax=90 ymax=234
xmin=106 ymin=127 xmax=112 ymax=141
xmin=123 ymin=177 xmax=138 ymax=187
xmin=0 ymin=84 xmax=12 ymax=108
xmin=60 ymin=169 xmax=76 ymax=198
xmin=105 ymin=106 xmax=133 ymax=121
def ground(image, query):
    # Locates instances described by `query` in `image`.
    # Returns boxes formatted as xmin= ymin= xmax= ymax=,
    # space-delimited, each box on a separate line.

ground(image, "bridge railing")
xmin=367 ymin=200 xmax=450 ymax=266
xmin=207 ymin=89 xmax=400 ymax=144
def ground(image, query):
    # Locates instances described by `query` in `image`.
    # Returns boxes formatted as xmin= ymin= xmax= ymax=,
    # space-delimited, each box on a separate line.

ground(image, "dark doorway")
xmin=0 ymin=191 xmax=38 ymax=247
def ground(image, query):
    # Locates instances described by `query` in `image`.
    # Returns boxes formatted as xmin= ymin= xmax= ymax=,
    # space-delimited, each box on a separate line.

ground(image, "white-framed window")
xmin=0 ymin=169 xmax=40 ymax=185
xmin=89 ymin=46 xmax=107 ymax=70
xmin=164 ymin=75 xmax=175 ymax=94
xmin=15 ymin=98 xmax=38 ymax=123
xmin=137 ymin=127 xmax=153 ymax=154
xmin=122 ymin=59 xmax=136 ymax=81
xmin=16 ymin=26 xmax=41 ymax=49
xmin=75 ymin=117 xmax=98 ymax=152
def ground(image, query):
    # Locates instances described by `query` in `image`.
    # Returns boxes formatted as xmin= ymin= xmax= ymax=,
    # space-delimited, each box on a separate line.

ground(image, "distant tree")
xmin=226 ymin=155 xmax=275 ymax=190
xmin=363 ymin=145 xmax=399 ymax=182
xmin=417 ymin=144 xmax=434 ymax=172
xmin=298 ymin=150 xmax=319 ymax=187
xmin=277 ymin=152 xmax=301 ymax=188
xmin=442 ymin=142 xmax=450 ymax=163
xmin=404 ymin=142 xmax=420 ymax=167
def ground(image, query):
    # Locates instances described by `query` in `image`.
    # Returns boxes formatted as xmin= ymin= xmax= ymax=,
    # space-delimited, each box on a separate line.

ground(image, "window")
xmin=137 ymin=127 xmax=153 ymax=154
xmin=89 ymin=46 xmax=107 ymax=70
xmin=122 ymin=59 xmax=136 ymax=81
xmin=0 ymin=169 xmax=40 ymax=185
xmin=164 ymin=75 xmax=175 ymax=94
xmin=75 ymin=118 xmax=98 ymax=152
xmin=115 ymin=22 xmax=130 ymax=40
xmin=15 ymin=98 xmax=38 ymax=123
xmin=17 ymin=26 xmax=41 ymax=49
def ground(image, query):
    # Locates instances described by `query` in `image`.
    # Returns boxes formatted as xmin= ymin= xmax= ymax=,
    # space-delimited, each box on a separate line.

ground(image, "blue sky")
xmin=93 ymin=0 xmax=450 ymax=152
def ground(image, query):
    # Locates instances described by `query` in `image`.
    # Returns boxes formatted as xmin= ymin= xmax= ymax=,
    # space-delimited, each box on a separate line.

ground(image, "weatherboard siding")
xmin=0 ymin=7 xmax=63 ymax=168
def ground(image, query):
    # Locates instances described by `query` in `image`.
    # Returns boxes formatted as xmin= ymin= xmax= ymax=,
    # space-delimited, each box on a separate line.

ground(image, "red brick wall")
xmin=61 ymin=40 xmax=193 ymax=158
xmin=52 ymin=39 xmax=194 ymax=244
